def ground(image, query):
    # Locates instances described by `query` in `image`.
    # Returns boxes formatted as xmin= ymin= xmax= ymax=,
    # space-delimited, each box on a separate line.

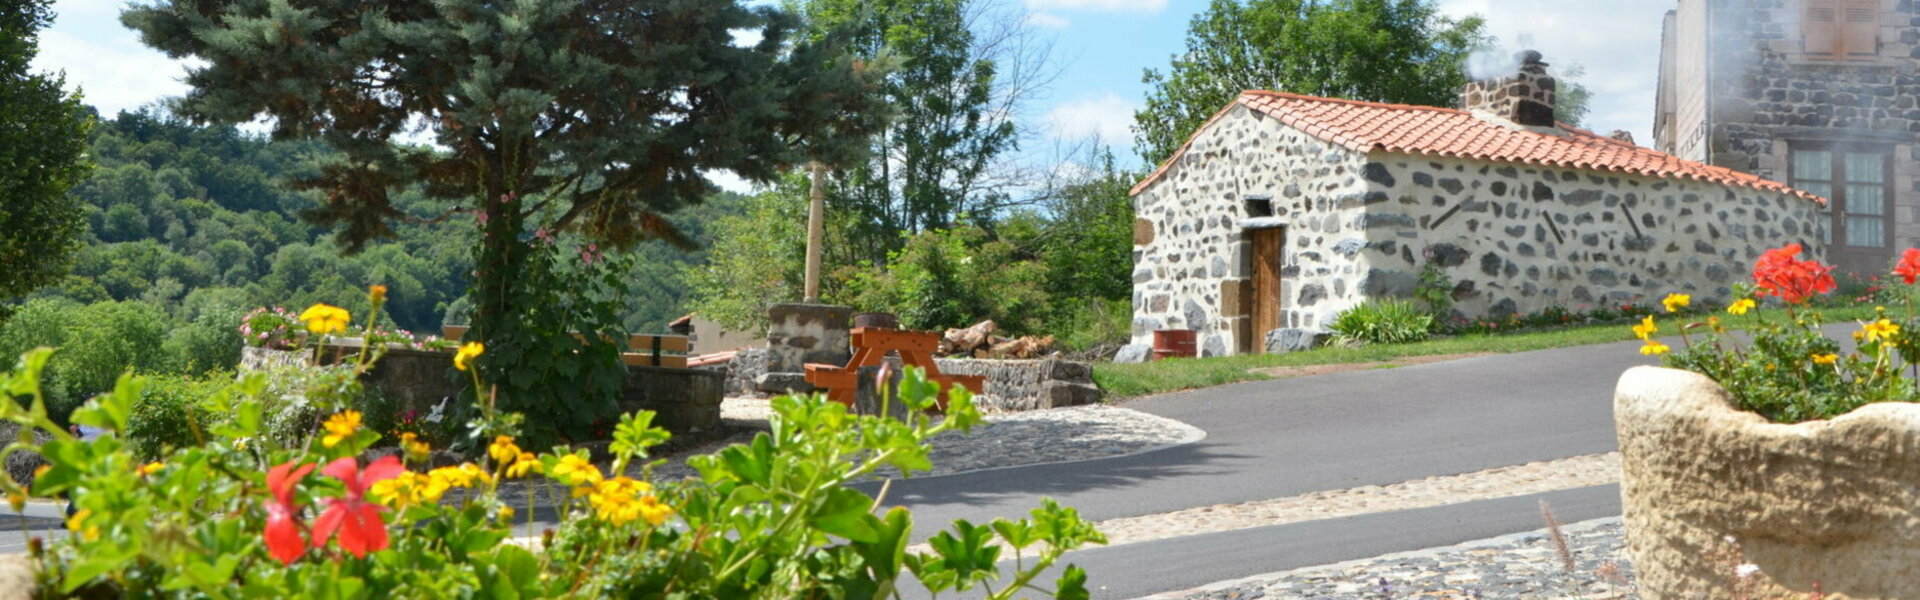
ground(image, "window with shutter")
xmin=1840 ymin=0 xmax=1880 ymax=58
xmin=1804 ymin=0 xmax=1839 ymax=57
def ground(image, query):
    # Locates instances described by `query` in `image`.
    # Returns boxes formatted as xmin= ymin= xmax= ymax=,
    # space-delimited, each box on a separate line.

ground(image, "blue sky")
xmin=36 ymin=0 xmax=1680 ymax=179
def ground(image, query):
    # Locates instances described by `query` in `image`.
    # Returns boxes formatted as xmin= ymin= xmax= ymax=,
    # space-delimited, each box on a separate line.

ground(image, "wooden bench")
xmin=803 ymin=327 xmax=985 ymax=412
xmin=441 ymin=326 xmax=691 ymax=368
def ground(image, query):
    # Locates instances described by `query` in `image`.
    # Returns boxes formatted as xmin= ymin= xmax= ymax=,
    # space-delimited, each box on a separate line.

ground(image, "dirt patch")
xmin=1249 ymin=352 xmax=1493 ymax=378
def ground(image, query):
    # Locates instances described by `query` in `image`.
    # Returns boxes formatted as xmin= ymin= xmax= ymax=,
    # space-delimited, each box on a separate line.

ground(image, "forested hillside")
xmin=0 ymin=108 xmax=732 ymax=409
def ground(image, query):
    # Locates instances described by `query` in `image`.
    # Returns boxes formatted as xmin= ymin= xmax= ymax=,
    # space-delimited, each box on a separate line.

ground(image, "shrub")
xmin=1053 ymin=297 xmax=1132 ymax=352
xmin=127 ymin=373 xmax=224 ymax=459
xmin=1328 ymin=299 xmax=1435 ymax=345
xmin=839 ymin=227 xmax=1051 ymax=334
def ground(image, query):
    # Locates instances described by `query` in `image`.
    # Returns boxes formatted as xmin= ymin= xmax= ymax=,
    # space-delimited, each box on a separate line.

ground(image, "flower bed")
xmin=1620 ymin=244 xmax=1920 ymax=598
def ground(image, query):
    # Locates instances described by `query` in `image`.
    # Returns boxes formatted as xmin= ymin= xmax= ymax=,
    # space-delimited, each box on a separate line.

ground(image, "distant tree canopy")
xmin=0 ymin=0 xmax=92 ymax=306
xmin=1134 ymin=0 xmax=1488 ymax=164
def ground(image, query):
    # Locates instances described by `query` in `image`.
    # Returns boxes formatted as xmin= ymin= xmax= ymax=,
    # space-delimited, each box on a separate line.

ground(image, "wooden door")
xmin=1251 ymin=228 xmax=1284 ymax=351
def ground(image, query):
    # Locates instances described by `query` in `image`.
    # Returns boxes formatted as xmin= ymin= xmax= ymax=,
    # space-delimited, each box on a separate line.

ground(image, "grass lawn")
xmin=1093 ymin=302 xmax=1889 ymax=398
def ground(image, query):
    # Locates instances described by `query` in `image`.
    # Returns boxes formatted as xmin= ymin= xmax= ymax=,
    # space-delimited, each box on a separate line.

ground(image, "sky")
xmin=34 ymin=0 xmax=1680 ymax=184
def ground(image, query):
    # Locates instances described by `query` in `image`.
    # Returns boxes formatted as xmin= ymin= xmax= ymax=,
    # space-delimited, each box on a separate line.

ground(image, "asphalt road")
xmin=865 ymin=335 xmax=1653 ymax=535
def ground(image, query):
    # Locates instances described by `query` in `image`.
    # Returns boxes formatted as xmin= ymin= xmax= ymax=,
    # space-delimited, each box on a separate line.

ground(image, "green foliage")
xmin=127 ymin=373 xmax=222 ymax=459
xmin=802 ymin=0 xmax=1022 ymax=256
xmin=0 ymin=0 xmax=92 ymax=302
xmin=471 ymin=238 xmax=633 ymax=445
xmin=1414 ymin=254 xmax=1454 ymax=318
xmin=685 ymin=178 xmax=813 ymax=332
xmin=2 ymin=351 xmax=1104 ymax=599
xmin=1328 ymin=299 xmax=1436 ymax=345
xmin=1052 ymin=298 xmax=1134 ymax=352
xmin=841 ymin=227 xmax=1051 ymax=334
xmin=1135 ymin=0 xmax=1488 ymax=163
xmin=0 ymin=299 xmax=171 ymax=420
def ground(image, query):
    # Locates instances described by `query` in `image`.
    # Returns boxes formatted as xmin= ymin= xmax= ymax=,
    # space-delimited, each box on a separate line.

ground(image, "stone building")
xmin=1655 ymin=0 xmax=1914 ymax=274
xmin=1127 ymin=54 xmax=1824 ymax=358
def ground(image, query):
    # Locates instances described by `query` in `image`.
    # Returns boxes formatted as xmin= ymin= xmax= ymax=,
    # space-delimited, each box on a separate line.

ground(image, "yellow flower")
xmin=1662 ymin=293 xmax=1691 ymax=313
xmin=1632 ymin=315 xmax=1658 ymax=341
xmin=1728 ymin=298 xmax=1756 ymax=316
xmin=400 ymin=432 xmax=430 ymax=463
xmin=7 ymin=489 xmax=25 ymax=512
xmin=1640 ymin=340 xmax=1671 ymax=356
xmin=66 ymin=509 xmax=99 ymax=541
xmin=488 ymin=436 xmax=521 ymax=465
xmin=428 ymin=463 xmax=491 ymax=489
xmin=32 ymin=465 xmax=48 ymax=480
xmin=371 ymin=472 xmax=448 ymax=509
xmin=588 ymin=477 xmax=669 ymax=526
xmin=139 ymin=462 xmax=164 ymax=476
xmin=298 ymin=303 xmax=351 ymax=335
xmin=368 ymin=284 xmax=388 ymax=305
xmin=550 ymin=454 xmax=603 ymax=489
xmin=454 ymin=342 xmax=485 ymax=372
xmin=498 ymin=505 xmax=514 ymax=522
xmin=506 ymin=452 xmax=540 ymax=478
xmin=1811 ymin=353 xmax=1840 ymax=365
xmin=322 ymin=411 xmax=362 ymax=448
xmin=1861 ymin=319 xmax=1901 ymax=343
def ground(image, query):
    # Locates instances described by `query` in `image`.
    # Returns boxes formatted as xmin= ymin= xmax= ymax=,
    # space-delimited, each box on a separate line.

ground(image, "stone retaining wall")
xmin=240 ymin=345 xmax=722 ymax=436
xmin=930 ymin=358 xmax=1103 ymax=412
xmin=720 ymin=352 xmax=1104 ymax=413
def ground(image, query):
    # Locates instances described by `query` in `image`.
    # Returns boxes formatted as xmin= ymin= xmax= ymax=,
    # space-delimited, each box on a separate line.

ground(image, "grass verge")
xmin=1093 ymin=303 xmax=1885 ymax=398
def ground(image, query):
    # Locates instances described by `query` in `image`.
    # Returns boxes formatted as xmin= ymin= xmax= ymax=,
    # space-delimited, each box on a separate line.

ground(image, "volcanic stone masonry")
xmin=1129 ymin=103 xmax=1824 ymax=357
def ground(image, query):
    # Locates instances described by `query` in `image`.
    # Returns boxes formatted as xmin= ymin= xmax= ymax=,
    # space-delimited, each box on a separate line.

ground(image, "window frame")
xmin=1789 ymin=141 xmax=1894 ymax=272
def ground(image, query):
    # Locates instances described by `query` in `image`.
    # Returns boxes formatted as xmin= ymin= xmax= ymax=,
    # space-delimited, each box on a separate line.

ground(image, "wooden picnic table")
xmin=803 ymin=327 xmax=985 ymax=412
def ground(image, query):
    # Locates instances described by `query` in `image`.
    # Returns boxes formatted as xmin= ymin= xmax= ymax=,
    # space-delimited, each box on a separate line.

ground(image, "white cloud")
xmin=1044 ymin=93 xmax=1137 ymax=146
xmin=705 ymin=170 xmax=758 ymax=195
xmin=33 ymin=1 xmax=192 ymax=116
xmin=1025 ymin=12 xmax=1072 ymax=29
xmin=1023 ymin=0 xmax=1167 ymax=13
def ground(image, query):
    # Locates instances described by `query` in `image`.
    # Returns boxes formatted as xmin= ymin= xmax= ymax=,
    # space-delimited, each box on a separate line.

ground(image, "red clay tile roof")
xmin=1130 ymin=90 xmax=1825 ymax=204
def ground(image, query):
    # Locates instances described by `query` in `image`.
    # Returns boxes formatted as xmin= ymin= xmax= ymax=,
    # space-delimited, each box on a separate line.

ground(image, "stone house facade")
xmin=1128 ymin=55 xmax=1825 ymax=358
xmin=1656 ymin=0 xmax=1918 ymax=274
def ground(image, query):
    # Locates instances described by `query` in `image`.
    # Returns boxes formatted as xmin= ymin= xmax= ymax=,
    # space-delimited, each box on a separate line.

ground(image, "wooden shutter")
xmin=1840 ymin=0 xmax=1880 ymax=58
xmin=1804 ymin=0 xmax=1839 ymax=57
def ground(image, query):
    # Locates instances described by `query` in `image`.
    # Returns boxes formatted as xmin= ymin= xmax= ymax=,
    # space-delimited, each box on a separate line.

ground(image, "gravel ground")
xmin=1146 ymin=518 xmax=1638 ymax=600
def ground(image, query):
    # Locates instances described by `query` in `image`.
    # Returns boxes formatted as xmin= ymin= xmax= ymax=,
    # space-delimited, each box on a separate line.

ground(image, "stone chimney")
xmin=1459 ymin=50 xmax=1557 ymax=128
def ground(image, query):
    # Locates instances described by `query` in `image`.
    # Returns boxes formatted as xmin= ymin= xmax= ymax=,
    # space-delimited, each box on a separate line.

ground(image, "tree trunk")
xmin=804 ymin=161 xmax=826 ymax=303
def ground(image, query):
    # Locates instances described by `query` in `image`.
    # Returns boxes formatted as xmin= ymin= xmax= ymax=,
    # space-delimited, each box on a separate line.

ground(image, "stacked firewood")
xmin=938 ymin=320 xmax=1057 ymax=359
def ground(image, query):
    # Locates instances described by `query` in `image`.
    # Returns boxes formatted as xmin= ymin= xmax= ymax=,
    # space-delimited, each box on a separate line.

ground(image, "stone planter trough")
xmin=1615 ymin=365 xmax=1920 ymax=599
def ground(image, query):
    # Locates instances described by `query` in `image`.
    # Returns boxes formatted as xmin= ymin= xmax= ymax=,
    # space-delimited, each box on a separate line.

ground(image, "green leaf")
xmin=1055 ymin=565 xmax=1091 ymax=600
xmin=811 ymin=487 xmax=879 ymax=543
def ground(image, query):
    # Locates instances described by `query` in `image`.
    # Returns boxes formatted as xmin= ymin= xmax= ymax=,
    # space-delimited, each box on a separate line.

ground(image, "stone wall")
xmin=1360 ymin=155 xmax=1822 ymax=321
xmin=1659 ymin=0 xmax=1920 ymax=272
xmin=1130 ymin=107 xmax=1823 ymax=355
xmin=931 ymin=358 xmax=1103 ymax=412
xmin=764 ymin=303 xmax=851 ymax=373
xmin=1130 ymin=104 xmax=1374 ymax=356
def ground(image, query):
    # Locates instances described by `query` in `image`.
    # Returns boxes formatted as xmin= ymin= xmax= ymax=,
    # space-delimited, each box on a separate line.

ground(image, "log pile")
xmin=939 ymin=320 xmax=1058 ymax=359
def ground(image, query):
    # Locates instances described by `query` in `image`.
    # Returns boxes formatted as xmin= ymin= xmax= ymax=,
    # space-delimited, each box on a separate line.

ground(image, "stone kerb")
xmin=1615 ymin=366 xmax=1920 ymax=599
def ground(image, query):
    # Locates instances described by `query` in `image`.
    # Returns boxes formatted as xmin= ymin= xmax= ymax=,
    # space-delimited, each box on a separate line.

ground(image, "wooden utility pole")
xmin=804 ymin=161 xmax=826 ymax=303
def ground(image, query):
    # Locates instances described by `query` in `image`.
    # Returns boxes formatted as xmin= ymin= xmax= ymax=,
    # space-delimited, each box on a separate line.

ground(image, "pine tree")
xmin=124 ymin=1 xmax=885 ymax=437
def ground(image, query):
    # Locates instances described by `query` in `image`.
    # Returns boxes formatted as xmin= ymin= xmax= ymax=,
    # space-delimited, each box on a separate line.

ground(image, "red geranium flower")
xmin=264 ymin=460 xmax=315 ymax=565
xmin=1895 ymin=248 xmax=1920 ymax=285
xmin=311 ymin=456 xmax=403 ymax=558
xmin=1752 ymin=243 xmax=1835 ymax=305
